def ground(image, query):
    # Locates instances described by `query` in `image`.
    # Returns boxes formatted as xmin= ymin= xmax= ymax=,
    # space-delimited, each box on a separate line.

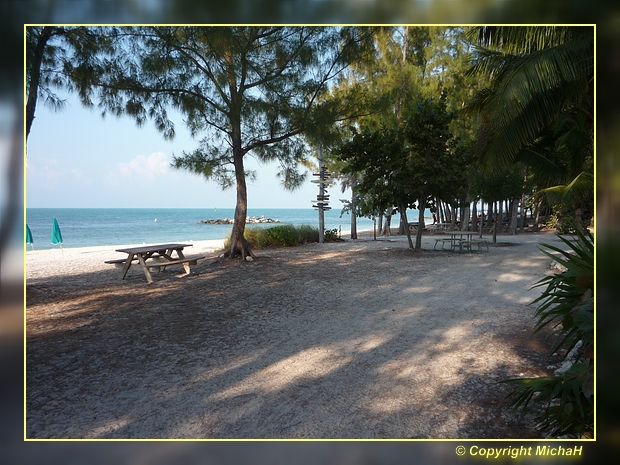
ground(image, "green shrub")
xmin=324 ymin=228 xmax=339 ymax=241
xmin=502 ymin=229 xmax=594 ymax=437
xmin=225 ymin=225 xmax=320 ymax=249
xmin=545 ymin=203 xmax=591 ymax=234
xmin=297 ymin=225 xmax=320 ymax=243
xmin=263 ymin=225 xmax=299 ymax=247
xmin=241 ymin=227 xmax=262 ymax=247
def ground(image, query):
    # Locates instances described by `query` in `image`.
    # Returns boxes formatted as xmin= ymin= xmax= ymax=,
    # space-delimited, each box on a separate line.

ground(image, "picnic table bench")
xmin=104 ymin=253 xmax=162 ymax=267
xmin=146 ymin=255 xmax=205 ymax=274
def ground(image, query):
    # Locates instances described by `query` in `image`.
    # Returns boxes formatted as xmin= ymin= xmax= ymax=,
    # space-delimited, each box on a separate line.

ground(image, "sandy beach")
xmin=26 ymin=229 xmax=567 ymax=439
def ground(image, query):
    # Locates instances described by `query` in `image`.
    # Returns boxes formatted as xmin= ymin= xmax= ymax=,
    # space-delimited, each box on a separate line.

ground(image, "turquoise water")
xmin=25 ymin=208 xmax=432 ymax=250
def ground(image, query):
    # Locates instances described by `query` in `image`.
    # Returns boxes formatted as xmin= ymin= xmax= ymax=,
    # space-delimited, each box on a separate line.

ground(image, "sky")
xmin=26 ymin=95 xmax=349 ymax=210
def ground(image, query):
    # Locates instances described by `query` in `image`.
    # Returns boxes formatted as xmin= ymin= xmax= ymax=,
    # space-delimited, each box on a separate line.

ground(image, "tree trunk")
xmin=509 ymin=198 xmax=519 ymax=235
xmin=382 ymin=211 xmax=392 ymax=236
xmin=574 ymin=205 xmax=585 ymax=236
xmin=399 ymin=204 xmax=414 ymax=249
xmin=479 ymin=201 xmax=484 ymax=238
xmin=415 ymin=196 xmax=426 ymax=249
xmin=498 ymin=200 xmax=504 ymax=238
xmin=472 ymin=201 xmax=478 ymax=233
xmin=26 ymin=26 xmax=54 ymax=139
xmin=492 ymin=202 xmax=498 ymax=244
xmin=520 ymin=190 xmax=526 ymax=234
xmin=461 ymin=198 xmax=471 ymax=231
xmin=533 ymin=199 xmax=541 ymax=232
xmin=520 ymin=166 xmax=527 ymax=233
xmin=398 ymin=213 xmax=407 ymax=235
xmin=226 ymin=151 xmax=254 ymax=259
xmin=378 ymin=214 xmax=383 ymax=234
xmin=437 ymin=200 xmax=444 ymax=224
xmin=350 ymin=183 xmax=357 ymax=240
xmin=499 ymin=200 xmax=504 ymax=234
xmin=449 ymin=204 xmax=457 ymax=231
xmin=222 ymin=55 xmax=254 ymax=260
xmin=224 ymin=95 xmax=254 ymax=259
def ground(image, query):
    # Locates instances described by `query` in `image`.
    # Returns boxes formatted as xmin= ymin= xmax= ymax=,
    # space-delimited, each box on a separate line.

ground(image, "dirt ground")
xmin=25 ymin=230 xmax=567 ymax=439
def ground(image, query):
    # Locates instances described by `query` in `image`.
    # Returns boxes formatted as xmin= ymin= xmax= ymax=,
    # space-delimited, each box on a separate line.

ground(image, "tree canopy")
xmin=465 ymin=26 xmax=594 ymax=232
xmin=336 ymin=96 xmax=455 ymax=249
xmin=61 ymin=26 xmax=375 ymax=258
xmin=26 ymin=25 xmax=594 ymax=249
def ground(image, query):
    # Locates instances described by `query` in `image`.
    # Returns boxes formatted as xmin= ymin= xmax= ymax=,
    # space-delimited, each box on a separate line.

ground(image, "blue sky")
xmin=26 ymin=95 xmax=347 ymax=210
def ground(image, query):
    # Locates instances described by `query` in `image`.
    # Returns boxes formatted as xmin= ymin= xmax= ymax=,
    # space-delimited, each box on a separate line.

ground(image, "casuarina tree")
xmin=65 ymin=26 xmax=374 ymax=259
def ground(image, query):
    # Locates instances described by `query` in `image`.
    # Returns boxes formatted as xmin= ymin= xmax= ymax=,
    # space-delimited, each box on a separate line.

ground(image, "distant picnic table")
xmin=433 ymin=231 xmax=489 ymax=253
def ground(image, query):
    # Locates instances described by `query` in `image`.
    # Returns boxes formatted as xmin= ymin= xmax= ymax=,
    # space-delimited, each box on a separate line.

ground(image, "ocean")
xmin=25 ymin=208 xmax=433 ymax=250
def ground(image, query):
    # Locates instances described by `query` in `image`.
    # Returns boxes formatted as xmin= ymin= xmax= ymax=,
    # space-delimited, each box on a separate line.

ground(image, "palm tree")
xmin=465 ymin=26 xmax=594 ymax=231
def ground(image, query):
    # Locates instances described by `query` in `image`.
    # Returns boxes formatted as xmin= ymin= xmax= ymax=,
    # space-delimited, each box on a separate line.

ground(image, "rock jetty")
xmin=199 ymin=215 xmax=280 ymax=225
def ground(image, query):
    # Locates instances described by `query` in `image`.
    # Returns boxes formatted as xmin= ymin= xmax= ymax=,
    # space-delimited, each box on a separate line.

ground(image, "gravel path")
xmin=26 ymin=231 xmax=565 ymax=438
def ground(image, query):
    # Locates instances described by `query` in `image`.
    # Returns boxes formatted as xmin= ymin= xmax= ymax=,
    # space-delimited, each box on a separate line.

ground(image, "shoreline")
xmin=26 ymin=228 xmax=557 ymax=282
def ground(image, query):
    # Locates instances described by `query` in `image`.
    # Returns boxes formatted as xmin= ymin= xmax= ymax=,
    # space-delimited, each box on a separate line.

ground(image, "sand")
xmin=26 ymin=229 xmax=567 ymax=439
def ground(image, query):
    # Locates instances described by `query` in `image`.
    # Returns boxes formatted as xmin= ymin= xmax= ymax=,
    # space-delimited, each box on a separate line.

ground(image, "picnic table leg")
xmin=136 ymin=254 xmax=154 ymax=284
xmin=120 ymin=253 xmax=135 ymax=280
xmin=451 ymin=237 xmax=459 ymax=252
xmin=172 ymin=248 xmax=191 ymax=274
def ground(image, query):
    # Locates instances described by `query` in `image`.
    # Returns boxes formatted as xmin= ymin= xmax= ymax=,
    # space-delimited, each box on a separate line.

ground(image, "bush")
xmin=324 ymin=228 xmax=339 ymax=241
xmin=225 ymin=225 xmax=320 ymax=249
xmin=502 ymin=229 xmax=594 ymax=437
xmin=263 ymin=225 xmax=299 ymax=247
xmin=545 ymin=203 xmax=591 ymax=234
xmin=297 ymin=225 xmax=320 ymax=244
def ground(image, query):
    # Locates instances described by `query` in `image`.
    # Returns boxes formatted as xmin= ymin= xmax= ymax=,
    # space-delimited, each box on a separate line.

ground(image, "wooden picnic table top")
xmin=116 ymin=243 xmax=193 ymax=255
xmin=447 ymin=231 xmax=474 ymax=237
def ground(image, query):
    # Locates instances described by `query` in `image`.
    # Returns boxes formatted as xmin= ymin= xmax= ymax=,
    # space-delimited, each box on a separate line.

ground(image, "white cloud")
xmin=70 ymin=168 xmax=90 ymax=185
xmin=118 ymin=151 xmax=170 ymax=180
xmin=27 ymin=157 xmax=66 ymax=183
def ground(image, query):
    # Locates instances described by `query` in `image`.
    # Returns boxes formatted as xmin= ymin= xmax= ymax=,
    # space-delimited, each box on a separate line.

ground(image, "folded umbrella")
xmin=26 ymin=224 xmax=34 ymax=250
xmin=51 ymin=217 xmax=63 ymax=253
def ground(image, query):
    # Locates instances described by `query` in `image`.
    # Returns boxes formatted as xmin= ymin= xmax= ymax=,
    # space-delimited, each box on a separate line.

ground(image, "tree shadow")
xmin=26 ymin=237 xmax=559 ymax=438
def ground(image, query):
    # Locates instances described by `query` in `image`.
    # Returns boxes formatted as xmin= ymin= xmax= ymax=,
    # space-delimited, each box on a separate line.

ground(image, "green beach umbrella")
xmin=51 ymin=217 xmax=63 ymax=252
xmin=26 ymin=224 xmax=34 ymax=250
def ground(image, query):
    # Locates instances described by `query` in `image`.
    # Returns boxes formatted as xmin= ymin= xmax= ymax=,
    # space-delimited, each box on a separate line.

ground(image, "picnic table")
xmin=106 ymin=243 xmax=205 ymax=284
xmin=434 ymin=231 xmax=489 ymax=253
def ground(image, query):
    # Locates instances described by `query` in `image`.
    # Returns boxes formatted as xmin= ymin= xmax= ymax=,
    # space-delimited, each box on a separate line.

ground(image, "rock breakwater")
xmin=199 ymin=215 xmax=280 ymax=225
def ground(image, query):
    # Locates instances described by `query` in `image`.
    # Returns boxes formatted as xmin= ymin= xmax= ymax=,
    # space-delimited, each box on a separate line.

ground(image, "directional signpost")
xmin=313 ymin=150 xmax=331 ymax=243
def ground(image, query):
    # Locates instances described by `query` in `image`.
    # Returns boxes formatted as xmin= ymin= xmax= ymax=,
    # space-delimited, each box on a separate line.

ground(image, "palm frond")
xmin=466 ymin=26 xmax=593 ymax=174
xmin=536 ymin=171 xmax=594 ymax=205
xmin=468 ymin=26 xmax=582 ymax=54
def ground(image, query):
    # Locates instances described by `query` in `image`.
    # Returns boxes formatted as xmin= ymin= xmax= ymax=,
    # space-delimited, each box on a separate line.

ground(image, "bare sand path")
xmin=26 ymin=231 xmax=565 ymax=439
